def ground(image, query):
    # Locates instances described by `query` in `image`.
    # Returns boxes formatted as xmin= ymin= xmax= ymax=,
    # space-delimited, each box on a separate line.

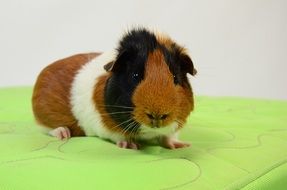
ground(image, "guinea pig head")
xmin=103 ymin=28 xmax=196 ymax=134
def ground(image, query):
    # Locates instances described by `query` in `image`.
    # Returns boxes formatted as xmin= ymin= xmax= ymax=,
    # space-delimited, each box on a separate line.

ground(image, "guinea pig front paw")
xmin=49 ymin=127 xmax=71 ymax=140
xmin=116 ymin=141 xmax=140 ymax=150
xmin=160 ymin=137 xmax=191 ymax=149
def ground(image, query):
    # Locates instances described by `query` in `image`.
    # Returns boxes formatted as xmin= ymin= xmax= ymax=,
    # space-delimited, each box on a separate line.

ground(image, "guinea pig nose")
xmin=146 ymin=113 xmax=155 ymax=120
xmin=146 ymin=113 xmax=169 ymax=120
xmin=159 ymin=114 xmax=169 ymax=120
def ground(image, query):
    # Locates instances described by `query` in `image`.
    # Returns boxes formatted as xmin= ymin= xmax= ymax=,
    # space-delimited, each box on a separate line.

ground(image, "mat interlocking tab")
xmin=0 ymin=87 xmax=286 ymax=190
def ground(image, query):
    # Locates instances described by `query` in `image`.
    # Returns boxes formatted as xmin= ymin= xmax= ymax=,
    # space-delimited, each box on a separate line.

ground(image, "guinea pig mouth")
xmin=150 ymin=120 xmax=165 ymax=128
xmin=132 ymin=108 xmax=176 ymax=129
xmin=139 ymin=122 xmax=178 ymax=138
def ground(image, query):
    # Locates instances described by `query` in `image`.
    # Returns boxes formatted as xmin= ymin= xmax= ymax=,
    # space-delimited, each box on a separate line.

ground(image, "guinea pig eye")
xmin=131 ymin=73 xmax=141 ymax=82
xmin=173 ymin=75 xmax=179 ymax=84
xmin=132 ymin=73 xmax=139 ymax=79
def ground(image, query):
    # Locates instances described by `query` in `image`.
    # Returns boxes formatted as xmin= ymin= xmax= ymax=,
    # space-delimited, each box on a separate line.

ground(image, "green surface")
xmin=0 ymin=87 xmax=287 ymax=190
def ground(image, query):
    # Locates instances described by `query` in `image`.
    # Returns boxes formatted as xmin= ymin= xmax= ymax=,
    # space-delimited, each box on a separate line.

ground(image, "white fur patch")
xmin=139 ymin=122 xmax=178 ymax=140
xmin=70 ymin=51 xmax=125 ymax=143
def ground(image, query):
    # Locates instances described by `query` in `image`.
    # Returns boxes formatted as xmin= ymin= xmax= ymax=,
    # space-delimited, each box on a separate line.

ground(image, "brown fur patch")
xmin=156 ymin=34 xmax=174 ymax=50
xmin=155 ymin=32 xmax=187 ymax=54
xmin=32 ymin=53 xmax=100 ymax=136
xmin=155 ymin=32 xmax=197 ymax=76
xmin=132 ymin=49 xmax=193 ymax=129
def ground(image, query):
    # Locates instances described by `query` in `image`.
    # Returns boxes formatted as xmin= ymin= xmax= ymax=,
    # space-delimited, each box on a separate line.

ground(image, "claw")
xmin=160 ymin=137 xmax=190 ymax=149
xmin=117 ymin=141 xmax=139 ymax=150
xmin=49 ymin=127 xmax=71 ymax=140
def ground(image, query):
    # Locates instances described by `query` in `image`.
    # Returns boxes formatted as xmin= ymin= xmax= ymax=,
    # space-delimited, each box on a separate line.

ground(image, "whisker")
xmin=122 ymin=121 xmax=136 ymax=136
xmin=97 ymin=104 xmax=134 ymax=109
xmin=125 ymin=122 xmax=135 ymax=143
xmin=108 ymin=118 xmax=135 ymax=141
xmin=175 ymin=120 xmax=185 ymax=127
xmin=97 ymin=111 xmax=132 ymax=116
xmin=108 ymin=118 xmax=134 ymax=132
xmin=129 ymin=123 xmax=140 ymax=142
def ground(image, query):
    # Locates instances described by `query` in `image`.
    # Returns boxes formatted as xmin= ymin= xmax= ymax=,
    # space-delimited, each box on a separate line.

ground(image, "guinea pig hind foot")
xmin=49 ymin=127 xmax=71 ymax=140
xmin=116 ymin=141 xmax=139 ymax=150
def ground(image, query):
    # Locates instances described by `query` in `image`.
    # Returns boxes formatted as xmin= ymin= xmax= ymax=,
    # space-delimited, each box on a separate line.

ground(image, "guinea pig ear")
xmin=103 ymin=61 xmax=114 ymax=72
xmin=180 ymin=54 xmax=197 ymax=76
xmin=103 ymin=50 xmax=130 ymax=72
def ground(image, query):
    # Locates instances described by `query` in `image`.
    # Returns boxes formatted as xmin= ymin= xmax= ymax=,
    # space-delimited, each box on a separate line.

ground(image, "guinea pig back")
xmin=32 ymin=53 xmax=100 ymax=136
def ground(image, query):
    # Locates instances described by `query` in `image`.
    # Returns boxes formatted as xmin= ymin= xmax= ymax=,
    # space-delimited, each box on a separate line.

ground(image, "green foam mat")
xmin=0 ymin=87 xmax=286 ymax=190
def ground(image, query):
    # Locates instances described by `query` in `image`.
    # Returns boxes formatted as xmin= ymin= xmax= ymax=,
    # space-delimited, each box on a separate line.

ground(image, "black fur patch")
xmin=160 ymin=44 xmax=193 ymax=89
xmin=104 ymin=28 xmax=158 ymax=132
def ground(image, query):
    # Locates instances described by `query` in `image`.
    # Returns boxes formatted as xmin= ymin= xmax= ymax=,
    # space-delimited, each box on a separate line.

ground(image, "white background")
xmin=1 ymin=0 xmax=286 ymax=100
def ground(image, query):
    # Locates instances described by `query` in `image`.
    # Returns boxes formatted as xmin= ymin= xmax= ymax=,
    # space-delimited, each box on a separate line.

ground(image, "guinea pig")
xmin=32 ymin=28 xmax=197 ymax=149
